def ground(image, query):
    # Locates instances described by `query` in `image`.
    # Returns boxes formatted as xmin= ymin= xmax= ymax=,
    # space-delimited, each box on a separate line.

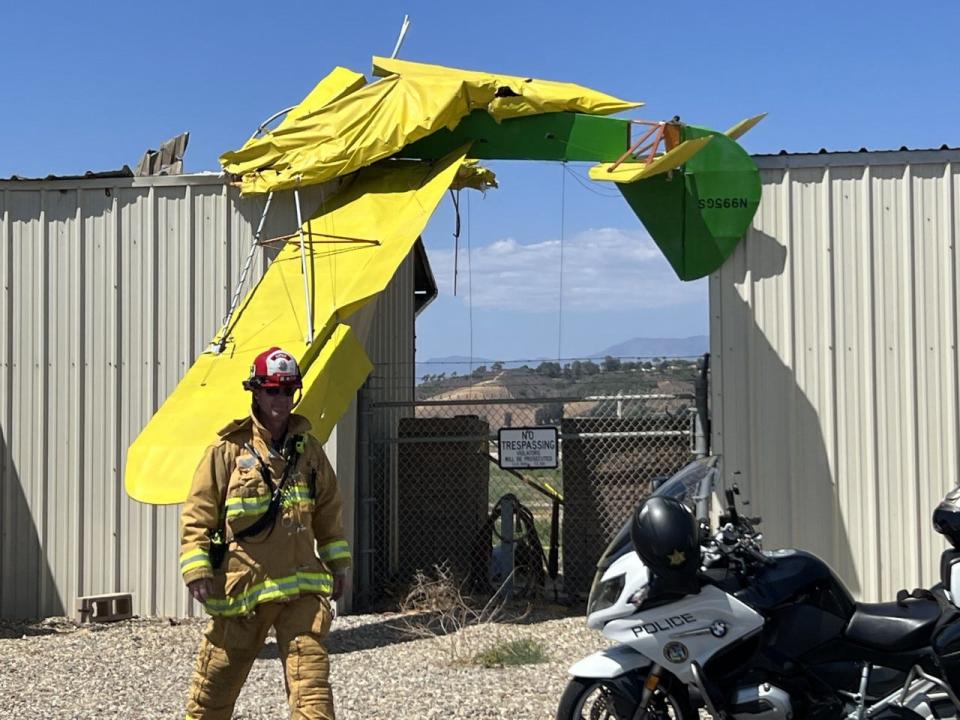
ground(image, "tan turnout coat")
xmin=179 ymin=412 xmax=351 ymax=616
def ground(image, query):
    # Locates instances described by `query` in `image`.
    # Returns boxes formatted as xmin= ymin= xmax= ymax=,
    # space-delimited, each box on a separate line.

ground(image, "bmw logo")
xmin=663 ymin=641 xmax=689 ymax=664
xmin=710 ymin=621 xmax=728 ymax=638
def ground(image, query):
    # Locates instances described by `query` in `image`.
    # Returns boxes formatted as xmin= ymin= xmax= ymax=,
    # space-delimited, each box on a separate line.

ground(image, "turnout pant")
xmin=185 ymin=594 xmax=334 ymax=720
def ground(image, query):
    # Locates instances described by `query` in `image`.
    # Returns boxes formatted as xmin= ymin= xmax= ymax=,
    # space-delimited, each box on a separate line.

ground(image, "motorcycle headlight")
xmin=588 ymin=572 xmax=625 ymax=615
xmin=628 ymin=585 xmax=650 ymax=608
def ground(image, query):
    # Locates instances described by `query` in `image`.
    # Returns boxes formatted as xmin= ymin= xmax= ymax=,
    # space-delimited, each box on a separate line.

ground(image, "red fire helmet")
xmin=242 ymin=347 xmax=303 ymax=390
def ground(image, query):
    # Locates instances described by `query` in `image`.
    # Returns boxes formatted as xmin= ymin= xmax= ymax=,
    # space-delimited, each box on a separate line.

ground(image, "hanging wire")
xmin=450 ymin=189 xmax=461 ymax=295
xmin=544 ymin=133 xmax=636 ymax=197
xmin=557 ymin=163 xmax=566 ymax=363
xmin=563 ymin=164 xmax=622 ymax=198
xmin=467 ymin=190 xmax=474 ymax=374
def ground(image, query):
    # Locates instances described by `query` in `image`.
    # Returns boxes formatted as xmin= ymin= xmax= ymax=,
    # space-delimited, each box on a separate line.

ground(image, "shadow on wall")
xmin=0 ymin=424 xmax=62 ymax=618
xmin=718 ymin=230 xmax=861 ymax=597
xmin=727 ymin=229 xmax=788 ymax=285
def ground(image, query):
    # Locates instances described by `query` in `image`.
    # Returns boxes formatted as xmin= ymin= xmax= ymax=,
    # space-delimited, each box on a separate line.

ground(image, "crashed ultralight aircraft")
xmin=125 ymin=57 xmax=764 ymax=504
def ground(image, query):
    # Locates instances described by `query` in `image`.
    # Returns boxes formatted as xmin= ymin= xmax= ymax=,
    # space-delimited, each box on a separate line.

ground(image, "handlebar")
xmin=698 ymin=479 xmax=770 ymax=572
xmin=741 ymin=543 xmax=773 ymax=566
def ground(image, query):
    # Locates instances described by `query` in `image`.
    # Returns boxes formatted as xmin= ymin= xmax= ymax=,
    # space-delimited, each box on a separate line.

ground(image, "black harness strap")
xmin=234 ymin=434 xmax=303 ymax=541
xmin=208 ymin=434 xmax=307 ymax=567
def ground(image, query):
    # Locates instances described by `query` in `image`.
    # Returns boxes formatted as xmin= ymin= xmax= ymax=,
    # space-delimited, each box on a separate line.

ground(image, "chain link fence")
xmin=356 ymin=374 xmax=706 ymax=608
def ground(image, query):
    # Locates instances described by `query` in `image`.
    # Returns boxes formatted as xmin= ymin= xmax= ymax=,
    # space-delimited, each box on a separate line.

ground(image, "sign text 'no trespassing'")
xmin=497 ymin=427 xmax=558 ymax=469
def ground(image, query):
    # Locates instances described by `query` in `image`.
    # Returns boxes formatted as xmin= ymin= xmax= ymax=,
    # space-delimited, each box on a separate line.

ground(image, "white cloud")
xmin=429 ymin=227 xmax=705 ymax=312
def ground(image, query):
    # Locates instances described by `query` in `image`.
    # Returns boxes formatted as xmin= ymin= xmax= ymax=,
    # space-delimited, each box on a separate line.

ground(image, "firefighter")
xmin=179 ymin=346 xmax=351 ymax=720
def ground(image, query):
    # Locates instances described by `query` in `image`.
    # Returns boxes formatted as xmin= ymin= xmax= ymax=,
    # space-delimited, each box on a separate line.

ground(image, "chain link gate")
xmin=354 ymin=382 xmax=708 ymax=609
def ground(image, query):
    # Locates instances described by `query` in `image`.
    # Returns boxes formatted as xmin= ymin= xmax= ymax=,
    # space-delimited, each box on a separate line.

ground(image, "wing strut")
xmin=212 ymin=190 xmax=274 ymax=354
xmin=294 ymin=186 xmax=315 ymax=344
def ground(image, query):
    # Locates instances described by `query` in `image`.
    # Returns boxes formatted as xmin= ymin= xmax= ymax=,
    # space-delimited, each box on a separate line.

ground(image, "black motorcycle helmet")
xmin=630 ymin=495 xmax=701 ymax=594
xmin=934 ymin=486 xmax=960 ymax=549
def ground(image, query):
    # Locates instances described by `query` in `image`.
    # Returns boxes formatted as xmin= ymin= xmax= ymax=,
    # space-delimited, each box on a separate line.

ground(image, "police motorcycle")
xmin=558 ymin=457 xmax=960 ymax=720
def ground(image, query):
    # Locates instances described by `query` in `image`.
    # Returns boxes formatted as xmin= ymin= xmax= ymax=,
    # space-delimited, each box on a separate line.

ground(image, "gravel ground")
xmin=0 ymin=606 xmax=614 ymax=719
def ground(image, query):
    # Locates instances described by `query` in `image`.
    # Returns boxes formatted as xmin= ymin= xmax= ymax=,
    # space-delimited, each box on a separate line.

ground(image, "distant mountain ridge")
xmin=589 ymin=335 xmax=708 ymax=359
xmin=416 ymin=336 xmax=708 ymax=381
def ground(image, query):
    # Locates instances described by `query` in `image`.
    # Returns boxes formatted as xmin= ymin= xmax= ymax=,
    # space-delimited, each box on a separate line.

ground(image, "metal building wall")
xmin=365 ymin=256 xmax=416 ymax=576
xmin=0 ymin=173 xmax=371 ymax=619
xmin=710 ymin=149 xmax=960 ymax=601
xmin=332 ymin=255 xmax=416 ymax=608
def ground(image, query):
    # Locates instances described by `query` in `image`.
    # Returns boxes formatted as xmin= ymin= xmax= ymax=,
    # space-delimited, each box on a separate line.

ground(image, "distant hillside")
xmin=415 ymin=355 xmax=493 ymax=382
xmin=415 ymin=355 xmax=550 ymax=383
xmin=415 ymin=360 xmax=700 ymax=406
xmin=589 ymin=335 xmax=708 ymax=359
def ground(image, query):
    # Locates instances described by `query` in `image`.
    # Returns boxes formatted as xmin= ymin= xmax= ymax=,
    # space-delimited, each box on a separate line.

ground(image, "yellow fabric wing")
xmin=297 ymin=324 xmax=373 ymax=444
xmin=125 ymin=150 xmax=468 ymax=504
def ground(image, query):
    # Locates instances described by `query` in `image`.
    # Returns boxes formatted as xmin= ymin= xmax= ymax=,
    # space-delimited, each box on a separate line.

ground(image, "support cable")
xmin=563 ymin=164 xmax=621 ymax=199
xmin=214 ymin=191 xmax=274 ymax=354
xmin=450 ymin=189 xmax=461 ymax=295
xmin=390 ymin=15 xmax=411 ymax=59
xmin=294 ymin=184 xmax=315 ymax=344
xmin=557 ymin=164 xmax=566 ymax=363
xmin=467 ymin=190 xmax=474 ymax=373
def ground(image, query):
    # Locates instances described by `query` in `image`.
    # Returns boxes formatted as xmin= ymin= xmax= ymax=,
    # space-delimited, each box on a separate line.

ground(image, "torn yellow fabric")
xmin=589 ymin=137 xmax=713 ymax=183
xmin=371 ymin=57 xmax=641 ymax=120
xmin=125 ymin=149 xmax=468 ymax=504
xmin=221 ymin=57 xmax=640 ymax=195
xmin=450 ymin=159 xmax=498 ymax=191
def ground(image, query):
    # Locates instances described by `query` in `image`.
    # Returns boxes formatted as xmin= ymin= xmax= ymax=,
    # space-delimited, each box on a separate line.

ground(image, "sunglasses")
xmin=263 ymin=386 xmax=297 ymax=397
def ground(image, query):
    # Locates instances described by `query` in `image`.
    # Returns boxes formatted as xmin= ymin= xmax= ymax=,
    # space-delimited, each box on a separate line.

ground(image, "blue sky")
xmin=5 ymin=2 xmax=959 ymax=362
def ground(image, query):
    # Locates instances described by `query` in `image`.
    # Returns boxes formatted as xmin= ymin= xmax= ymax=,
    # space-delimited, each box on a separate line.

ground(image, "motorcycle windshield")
xmin=651 ymin=457 xmax=716 ymax=511
xmin=594 ymin=457 xmax=717 ymax=573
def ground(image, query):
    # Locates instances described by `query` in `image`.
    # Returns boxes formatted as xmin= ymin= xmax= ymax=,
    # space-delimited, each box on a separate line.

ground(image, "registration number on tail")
xmin=698 ymin=197 xmax=750 ymax=209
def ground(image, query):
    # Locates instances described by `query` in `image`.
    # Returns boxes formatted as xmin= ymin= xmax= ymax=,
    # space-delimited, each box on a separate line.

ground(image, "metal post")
xmin=355 ymin=386 xmax=372 ymax=610
xmin=693 ymin=352 xmax=711 ymax=457
xmin=500 ymin=494 xmax=515 ymax=602
xmin=548 ymin=497 xmax=560 ymax=601
xmin=293 ymin=187 xmax=314 ymax=344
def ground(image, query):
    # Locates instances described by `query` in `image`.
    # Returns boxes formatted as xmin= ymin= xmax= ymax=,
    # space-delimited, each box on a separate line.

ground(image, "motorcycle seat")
xmin=844 ymin=598 xmax=940 ymax=651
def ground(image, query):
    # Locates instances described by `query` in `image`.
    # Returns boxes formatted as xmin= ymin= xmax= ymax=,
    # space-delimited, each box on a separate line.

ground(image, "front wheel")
xmin=556 ymin=674 xmax=695 ymax=720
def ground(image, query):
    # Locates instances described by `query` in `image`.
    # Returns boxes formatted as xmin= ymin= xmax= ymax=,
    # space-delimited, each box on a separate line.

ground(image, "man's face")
xmin=253 ymin=385 xmax=295 ymax=427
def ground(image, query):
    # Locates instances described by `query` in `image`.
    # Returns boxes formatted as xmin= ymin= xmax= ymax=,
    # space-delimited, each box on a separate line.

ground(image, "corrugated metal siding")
xmin=320 ymin=253 xmax=418 ymax=613
xmin=711 ymin=150 xmax=960 ymax=601
xmin=0 ymin=175 xmax=366 ymax=619
xmin=366 ymin=256 xmax=416 ymax=575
